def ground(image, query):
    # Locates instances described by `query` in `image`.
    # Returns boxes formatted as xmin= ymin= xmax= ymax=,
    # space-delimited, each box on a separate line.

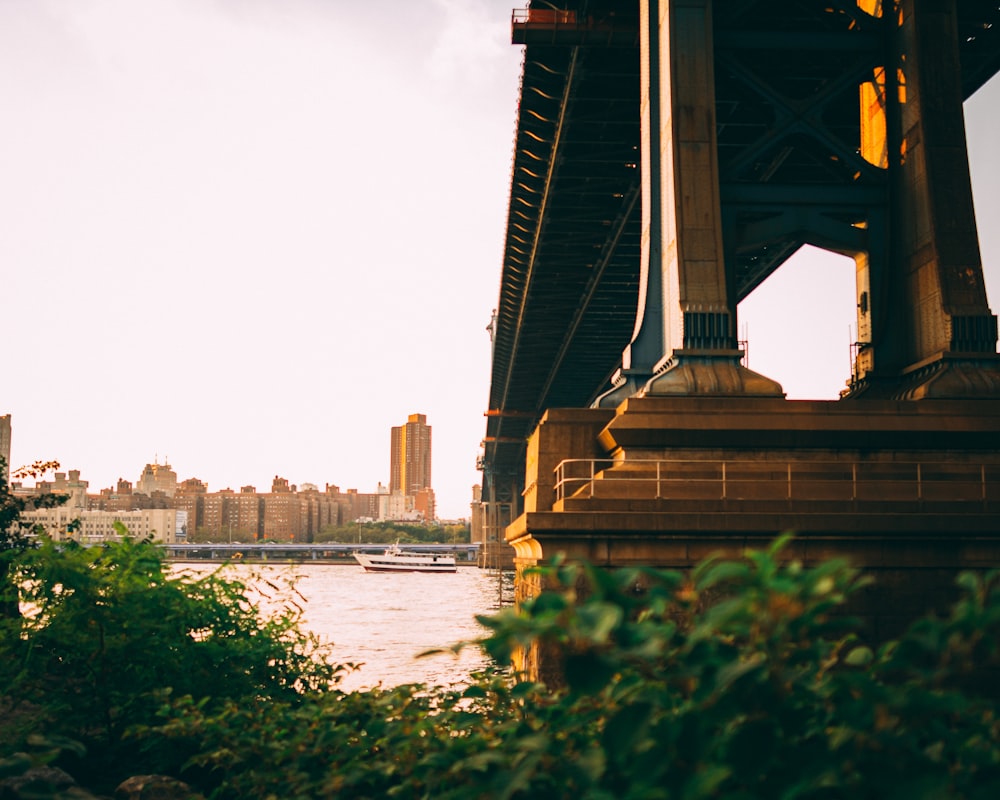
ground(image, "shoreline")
xmin=167 ymin=557 xmax=483 ymax=568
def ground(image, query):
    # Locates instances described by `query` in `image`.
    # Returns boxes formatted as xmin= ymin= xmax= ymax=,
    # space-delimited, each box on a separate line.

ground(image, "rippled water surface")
xmin=173 ymin=562 xmax=513 ymax=692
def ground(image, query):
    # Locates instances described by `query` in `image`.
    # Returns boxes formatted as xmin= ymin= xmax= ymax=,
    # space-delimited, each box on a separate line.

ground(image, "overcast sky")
xmin=3 ymin=1 xmax=998 ymax=519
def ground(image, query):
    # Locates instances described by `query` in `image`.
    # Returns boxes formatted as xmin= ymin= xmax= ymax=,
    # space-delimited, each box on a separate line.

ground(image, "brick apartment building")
xmin=13 ymin=447 xmax=431 ymax=543
xmin=390 ymin=413 xmax=432 ymax=496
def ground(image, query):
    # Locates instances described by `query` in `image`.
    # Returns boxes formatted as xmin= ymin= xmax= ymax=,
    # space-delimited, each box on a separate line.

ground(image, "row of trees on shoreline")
xmin=187 ymin=519 xmax=471 ymax=545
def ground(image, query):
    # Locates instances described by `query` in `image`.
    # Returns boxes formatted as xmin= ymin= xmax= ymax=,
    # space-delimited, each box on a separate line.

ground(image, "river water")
xmin=172 ymin=562 xmax=514 ymax=692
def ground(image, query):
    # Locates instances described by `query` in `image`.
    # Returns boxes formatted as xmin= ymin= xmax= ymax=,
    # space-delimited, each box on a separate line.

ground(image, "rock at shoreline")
xmin=114 ymin=775 xmax=203 ymax=800
xmin=0 ymin=763 xmax=101 ymax=799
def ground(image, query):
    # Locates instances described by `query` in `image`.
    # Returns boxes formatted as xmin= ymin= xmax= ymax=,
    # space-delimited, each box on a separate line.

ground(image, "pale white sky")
xmin=2 ymin=1 xmax=998 ymax=519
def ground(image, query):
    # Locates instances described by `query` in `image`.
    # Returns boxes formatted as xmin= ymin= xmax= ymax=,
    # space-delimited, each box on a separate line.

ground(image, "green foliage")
xmin=1 ymin=458 xmax=61 ymax=553
xmin=0 ymin=535 xmax=341 ymax=791
xmin=464 ymin=537 xmax=1000 ymax=799
xmin=188 ymin=527 xmax=221 ymax=543
xmin=0 ymin=458 xmax=66 ymax=620
xmin=314 ymin=520 xmax=470 ymax=545
xmin=3 ymin=531 xmax=1000 ymax=799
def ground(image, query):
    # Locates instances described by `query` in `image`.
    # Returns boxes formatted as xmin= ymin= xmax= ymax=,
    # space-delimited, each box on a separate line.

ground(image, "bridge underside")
xmin=484 ymin=1 xmax=643 ymax=512
xmin=485 ymin=0 xmax=1000 ymax=512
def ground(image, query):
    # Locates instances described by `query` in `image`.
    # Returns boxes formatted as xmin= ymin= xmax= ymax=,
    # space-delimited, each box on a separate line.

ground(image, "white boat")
xmin=353 ymin=542 xmax=457 ymax=573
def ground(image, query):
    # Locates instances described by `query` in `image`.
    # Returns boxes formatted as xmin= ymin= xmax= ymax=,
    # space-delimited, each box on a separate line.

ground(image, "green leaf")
xmin=694 ymin=560 xmax=750 ymax=591
xmin=528 ymin=591 xmax=569 ymax=615
xmin=768 ymin=531 xmax=797 ymax=556
xmin=576 ymin=601 xmax=624 ymax=642
xmin=844 ymin=646 xmax=873 ymax=667
xmin=510 ymin=680 xmax=544 ymax=699
xmin=0 ymin=753 xmax=32 ymax=779
xmin=602 ymin=702 xmax=655 ymax=764
xmin=572 ymin=746 xmax=608 ymax=785
xmin=956 ymin=571 xmax=982 ymax=595
xmin=25 ymin=733 xmax=87 ymax=759
xmin=725 ymin=718 xmax=777 ymax=778
xmin=565 ymin=652 xmax=618 ymax=695
xmin=683 ymin=764 xmax=732 ymax=799
xmin=461 ymin=750 xmax=509 ymax=771
xmin=699 ymin=596 xmax=748 ymax=631
xmin=714 ymin=653 xmax=765 ymax=691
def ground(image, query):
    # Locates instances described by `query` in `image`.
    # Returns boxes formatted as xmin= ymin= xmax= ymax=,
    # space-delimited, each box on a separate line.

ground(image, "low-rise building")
xmin=33 ymin=470 xmax=89 ymax=510
xmin=22 ymin=507 xmax=180 ymax=544
xmin=412 ymin=487 xmax=436 ymax=522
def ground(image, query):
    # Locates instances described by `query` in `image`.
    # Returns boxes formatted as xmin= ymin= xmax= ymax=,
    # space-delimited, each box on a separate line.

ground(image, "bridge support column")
xmin=850 ymin=0 xmax=1000 ymax=398
xmin=597 ymin=0 xmax=783 ymax=407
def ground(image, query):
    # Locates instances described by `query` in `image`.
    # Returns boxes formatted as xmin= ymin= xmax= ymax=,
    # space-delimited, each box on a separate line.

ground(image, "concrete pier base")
xmin=506 ymin=397 xmax=1000 ymax=677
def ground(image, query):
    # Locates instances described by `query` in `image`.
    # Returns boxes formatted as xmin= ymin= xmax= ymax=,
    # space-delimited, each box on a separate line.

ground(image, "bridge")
xmin=481 ymin=0 xmax=1000 ymax=653
xmin=163 ymin=542 xmax=480 ymax=562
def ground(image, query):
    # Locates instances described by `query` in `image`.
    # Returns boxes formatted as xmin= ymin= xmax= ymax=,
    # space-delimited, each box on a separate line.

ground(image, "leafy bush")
xmin=0 ymin=534 xmax=340 ymax=791
xmin=0 ymin=458 xmax=65 ymax=620
xmin=140 ymin=537 xmax=1000 ymax=799
xmin=2 ymin=533 xmax=999 ymax=799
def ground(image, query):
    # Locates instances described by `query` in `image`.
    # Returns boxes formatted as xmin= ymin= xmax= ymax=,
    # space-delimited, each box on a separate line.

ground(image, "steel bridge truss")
xmin=484 ymin=0 xmax=1000 ymax=507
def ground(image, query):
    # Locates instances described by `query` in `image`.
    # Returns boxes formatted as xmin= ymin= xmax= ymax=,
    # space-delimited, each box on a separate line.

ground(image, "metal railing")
xmin=512 ymin=8 xmax=579 ymax=28
xmin=553 ymin=458 xmax=998 ymax=507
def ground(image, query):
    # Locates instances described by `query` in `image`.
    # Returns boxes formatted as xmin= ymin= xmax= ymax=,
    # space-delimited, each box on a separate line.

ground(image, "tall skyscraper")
xmin=389 ymin=413 xmax=432 ymax=496
xmin=1 ymin=414 xmax=11 ymax=482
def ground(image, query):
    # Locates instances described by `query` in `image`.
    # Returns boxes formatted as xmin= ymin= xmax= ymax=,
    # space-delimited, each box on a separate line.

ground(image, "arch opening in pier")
xmin=737 ymin=246 xmax=857 ymax=400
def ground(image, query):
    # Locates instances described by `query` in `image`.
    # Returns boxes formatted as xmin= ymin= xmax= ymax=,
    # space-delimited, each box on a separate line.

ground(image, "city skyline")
xmin=2 ymin=1 xmax=998 ymax=520
xmin=5 ymin=422 xmax=459 ymax=520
